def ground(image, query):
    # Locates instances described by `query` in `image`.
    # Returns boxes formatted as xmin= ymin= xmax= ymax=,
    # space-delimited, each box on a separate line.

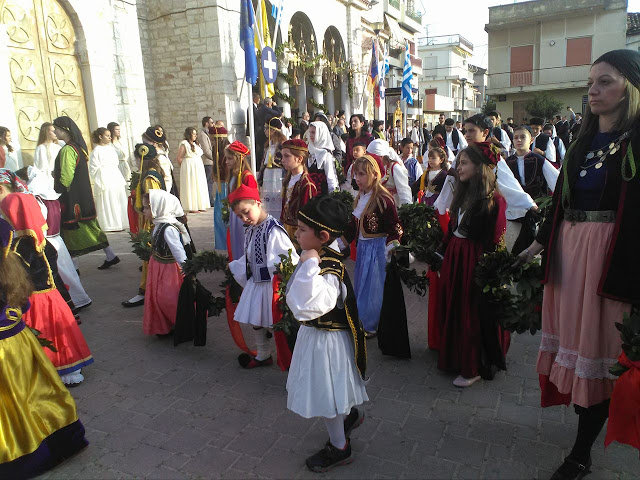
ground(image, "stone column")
xmin=312 ymin=69 xmax=324 ymax=111
xmin=325 ymin=76 xmax=335 ymax=117
xmin=297 ymin=72 xmax=307 ymax=117
xmin=341 ymin=74 xmax=351 ymax=119
xmin=276 ymin=62 xmax=292 ymax=118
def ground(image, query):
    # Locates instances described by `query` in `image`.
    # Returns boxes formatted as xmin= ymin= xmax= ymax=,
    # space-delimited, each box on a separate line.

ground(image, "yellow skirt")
xmin=0 ymin=327 xmax=79 ymax=463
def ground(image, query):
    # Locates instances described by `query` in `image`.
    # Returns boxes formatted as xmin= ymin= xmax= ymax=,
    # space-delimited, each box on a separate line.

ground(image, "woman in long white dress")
xmin=33 ymin=122 xmax=61 ymax=189
xmin=107 ymin=122 xmax=132 ymax=183
xmin=89 ymin=128 xmax=128 ymax=232
xmin=0 ymin=126 xmax=20 ymax=171
xmin=260 ymin=117 xmax=286 ymax=219
xmin=177 ymin=127 xmax=210 ymax=212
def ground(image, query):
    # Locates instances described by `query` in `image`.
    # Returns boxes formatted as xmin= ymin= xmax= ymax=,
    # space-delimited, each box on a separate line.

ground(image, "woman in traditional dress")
xmin=210 ymin=125 xmax=229 ymax=250
xmin=517 ymin=49 xmax=640 ymax=479
xmin=225 ymin=141 xmax=256 ymax=261
xmin=107 ymin=121 xmax=132 ymax=183
xmin=52 ymin=116 xmax=119 ymax=270
xmin=307 ymin=121 xmax=339 ymax=194
xmin=260 ymin=117 xmax=286 ymax=219
xmin=0 ymin=218 xmax=88 ymax=477
xmin=0 ymin=192 xmax=94 ymax=386
xmin=34 ymin=122 xmax=61 ymax=187
xmin=345 ymin=114 xmax=373 ymax=176
xmin=177 ymin=127 xmax=210 ymax=213
xmin=89 ymin=127 xmax=129 ymax=232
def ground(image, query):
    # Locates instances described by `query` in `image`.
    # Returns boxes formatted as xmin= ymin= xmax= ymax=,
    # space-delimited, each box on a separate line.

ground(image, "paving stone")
xmin=513 ymin=438 xmax=564 ymax=470
xmin=458 ymin=388 xmax=500 ymax=409
xmin=182 ymin=446 xmax=240 ymax=476
xmin=468 ymin=418 xmax=516 ymax=446
xmin=161 ymin=425 xmax=215 ymax=454
xmin=497 ymin=402 xmax=540 ymax=428
xmin=484 ymin=460 xmax=537 ymax=479
xmin=430 ymin=400 xmax=474 ymax=424
xmin=400 ymin=415 xmax=446 ymax=443
xmin=368 ymin=397 xmax=412 ymax=423
xmin=225 ymin=427 xmax=281 ymax=457
xmin=454 ymin=464 xmax=482 ymax=479
xmin=364 ymin=432 xmax=416 ymax=464
xmin=144 ymin=408 xmax=193 ymax=435
xmin=117 ymin=444 xmax=171 ymax=476
xmin=405 ymin=455 xmax=458 ymax=479
xmin=438 ymin=435 xmax=487 ymax=466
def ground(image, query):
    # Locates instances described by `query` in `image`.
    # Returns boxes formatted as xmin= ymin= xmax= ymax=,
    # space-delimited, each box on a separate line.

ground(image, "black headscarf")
xmin=594 ymin=49 xmax=640 ymax=89
xmin=53 ymin=116 xmax=87 ymax=152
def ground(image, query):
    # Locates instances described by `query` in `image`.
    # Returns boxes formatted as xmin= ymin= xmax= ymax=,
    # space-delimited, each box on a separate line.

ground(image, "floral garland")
xmin=279 ymin=71 xmax=294 ymax=85
xmin=272 ymin=250 xmax=298 ymax=337
xmin=275 ymin=88 xmax=296 ymax=107
xmin=610 ymin=310 xmax=640 ymax=376
xmin=309 ymin=98 xmax=326 ymax=112
xmin=474 ymin=247 xmax=544 ymax=334
xmin=307 ymin=76 xmax=327 ymax=95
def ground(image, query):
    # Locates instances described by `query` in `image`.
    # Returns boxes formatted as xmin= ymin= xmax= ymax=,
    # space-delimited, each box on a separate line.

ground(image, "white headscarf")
xmin=367 ymin=138 xmax=403 ymax=164
xmin=25 ymin=166 xmax=60 ymax=200
xmin=308 ymin=121 xmax=334 ymax=169
xmin=148 ymin=190 xmax=190 ymax=244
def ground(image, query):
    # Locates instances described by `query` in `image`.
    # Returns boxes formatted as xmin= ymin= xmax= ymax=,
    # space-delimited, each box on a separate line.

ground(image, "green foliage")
xmin=29 ymin=327 xmax=57 ymax=352
xmin=525 ymin=93 xmax=564 ymax=121
xmin=129 ymin=171 xmax=140 ymax=192
xmin=274 ymin=89 xmax=296 ymax=107
xmin=392 ymin=262 xmax=428 ymax=297
xmin=221 ymin=198 xmax=230 ymax=224
xmin=329 ymin=190 xmax=354 ymax=216
xmin=474 ymin=248 xmax=544 ymax=335
xmin=309 ymin=98 xmax=327 ymax=113
xmin=482 ymin=100 xmax=497 ymax=115
xmin=610 ymin=311 xmax=640 ymax=376
xmin=182 ymin=250 xmax=229 ymax=277
xmin=307 ymin=76 xmax=327 ymax=95
xmin=396 ymin=203 xmax=444 ymax=265
xmin=272 ymin=250 xmax=299 ymax=338
xmin=129 ymin=230 xmax=152 ymax=262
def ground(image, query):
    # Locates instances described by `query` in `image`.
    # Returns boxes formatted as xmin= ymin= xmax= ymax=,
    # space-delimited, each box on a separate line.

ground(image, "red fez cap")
xmin=281 ymin=139 xmax=308 ymax=153
xmin=435 ymin=136 xmax=446 ymax=150
xmin=228 ymin=140 xmax=250 ymax=156
xmin=473 ymin=142 xmax=501 ymax=166
xmin=209 ymin=126 xmax=228 ymax=136
xmin=228 ymin=184 xmax=261 ymax=205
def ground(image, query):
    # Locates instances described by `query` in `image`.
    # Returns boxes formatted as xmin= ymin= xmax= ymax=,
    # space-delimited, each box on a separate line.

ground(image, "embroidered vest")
xmin=506 ymin=153 xmax=548 ymax=200
xmin=152 ymin=223 xmax=184 ymax=264
xmin=244 ymin=216 xmax=287 ymax=283
xmin=307 ymin=247 xmax=367 ymax=379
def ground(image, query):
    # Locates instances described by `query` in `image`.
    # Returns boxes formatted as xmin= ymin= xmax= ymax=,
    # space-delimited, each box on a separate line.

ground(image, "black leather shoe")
xmin=550 ymin=456 xmax=592 ymax=480
xmin=122 ymin=298 xmax=144 ymax=308
xmin=306 ymin=440 xmax=352 ymax=472
xmin=98 ymin=256 xmax=120 ymax=270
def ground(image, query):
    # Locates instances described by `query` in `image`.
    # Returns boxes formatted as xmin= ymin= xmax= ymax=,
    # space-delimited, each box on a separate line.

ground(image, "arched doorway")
xmin=1 ymin=0 xmax=90 ymax=163
xmin=323 ymin=26 xmax=346 ymax=116
xmin=288 ymin=11 xmax=317 ymax=119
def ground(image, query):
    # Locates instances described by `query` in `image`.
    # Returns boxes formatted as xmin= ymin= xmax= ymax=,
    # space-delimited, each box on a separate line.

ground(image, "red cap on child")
xmin=228 ymin=141 xmax=250 ymax=156
xmin=228 ymin=184 xmax=261 ymax=204
xmin=281 ymin=138 xmax=308 ymax=153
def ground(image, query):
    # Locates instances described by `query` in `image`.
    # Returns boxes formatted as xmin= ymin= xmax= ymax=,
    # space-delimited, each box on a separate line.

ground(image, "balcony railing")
xmin=510 ymin=71 xmax=533 ymax=87
xmin=410 ymin=54 xmax=422 ymax=69
xmin=417 ymin=34 xmax=474 ymax=52
xmin=406 ymin=8 xmax=422 ymax=22
xmin=389 ymin=0 xmax=400 ymax=9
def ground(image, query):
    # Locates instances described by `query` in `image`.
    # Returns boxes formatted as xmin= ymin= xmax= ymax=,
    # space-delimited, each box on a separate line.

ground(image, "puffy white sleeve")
xmin=434 ymin=174 xmax=455 ymax=214
xmin=164 ymin=226 xmax=188 ymax=265
xmin=229 ymin=254 xmax=248 ymax=287
xmin=497 ymin=159 xmax=536 ymax=220
xmin=34 ymin=146 xmax=46 ymax=172
xmin=89 ymin=150 xmax=104 ymax=190
xmin=542 ymin=159 xmax=560 ymax=193
xmin=267 ymin=226 xmax=299 ymax=276
xmin=544 ymin=138 xmax=556 ymax=164
xmin=458 ymin=133 xmax=468 ymax=150
xmin=557 ymin=139 xmax=566 ymax=162
xmin=414 ymin=161 xmax=424 ymax=181
xmin=286 ymin=257 xmax=346 ymax=322
xmin=392 ymin=164 xmax=412 ymax=205
xmin=323 ymin=152 xmax=339 ymax=192
xmin=500 ymin=129 xmax=512 ymax=152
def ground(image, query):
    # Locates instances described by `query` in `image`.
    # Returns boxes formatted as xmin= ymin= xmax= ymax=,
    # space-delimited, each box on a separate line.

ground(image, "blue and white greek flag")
xmin=271 ymin=0 xmax=283 ymax=28
xmin=402 ymin=41 xmax=413 ymax=105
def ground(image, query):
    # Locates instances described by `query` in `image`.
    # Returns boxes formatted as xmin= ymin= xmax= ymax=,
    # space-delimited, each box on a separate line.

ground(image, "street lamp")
xmin=460 ymin=78 xmax=467 ymax=121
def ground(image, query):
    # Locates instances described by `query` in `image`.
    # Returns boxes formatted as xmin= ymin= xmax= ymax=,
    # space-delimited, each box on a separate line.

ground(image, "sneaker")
xmin=344 ymin=407 xmax=364 ymax=437
xmin=550 ymin=457 xmax=592 ymax=480
xmin=453 ymin=375 xmax=481 ymax=388
xmin=305 ymin=440 xmax=352 ymax=473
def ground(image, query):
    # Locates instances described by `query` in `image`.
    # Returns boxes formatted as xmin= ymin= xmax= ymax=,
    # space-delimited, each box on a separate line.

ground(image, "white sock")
xmin=72 ymin=257 xmax=79 ymax=269
xmin=253 ymin=328 xmax=271 ymax=361
xmin=324 ymin=415 xmax=346 ymax=449
xmin=104 ymin=247 xmax=116 ymax=261
xmin=128 ymin=294 xmax=144 ymax=303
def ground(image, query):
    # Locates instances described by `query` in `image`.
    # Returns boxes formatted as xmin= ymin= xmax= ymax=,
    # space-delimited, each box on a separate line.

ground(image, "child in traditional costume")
xmin=434 ymin=142 xmax=509 ymax=388
xmin=0 ymin=218 xmax=88 ymax=477
xmin=0 ymin=192 xmax=93 ymax=386
xmin=261 ymin=117 xmax=286 ymax=219
xmin=228 ymin=183 xmax=298 ymax=368
xmin=142 ymin=190 xmax=191 ymax=336
xmin=280 ymin=139 xmax=318 ymax=249
xmin=412 ymin=146 xmax=453 ymax=206
xmin=209 ymin=126 xmax=229 ymax=250
xmin=286 ymin=196 xmax=368 ymax=472
xmin=308 ymin=121 xmax=339 ymax=194
xmin=225 ymin=141 xmax=257 ymax=261
xmin=367 ymin=139 xmax=412 ymax=206
xmin=340 ymin=154 xmax=402 ymax=336
xmin=122 ymin=143 xmax=167 ymax=308
xmin=400 ymin=137 xmax=423 ymax=186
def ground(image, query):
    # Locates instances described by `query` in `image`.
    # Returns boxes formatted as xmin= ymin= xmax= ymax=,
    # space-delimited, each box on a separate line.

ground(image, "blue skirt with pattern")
xmin=354 ymin=236 xmax=386 ymax=332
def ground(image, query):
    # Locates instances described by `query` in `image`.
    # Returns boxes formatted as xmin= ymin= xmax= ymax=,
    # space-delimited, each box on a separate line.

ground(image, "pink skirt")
xmin=537 ymin=220 xmax=630 ymax=408
xmin=143 ymin=257 xmax=183 ymax=335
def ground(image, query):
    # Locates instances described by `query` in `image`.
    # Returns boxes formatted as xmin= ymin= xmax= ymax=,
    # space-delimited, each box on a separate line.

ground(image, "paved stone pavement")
xmin=38 ymin=211 xmax=638 ymax=480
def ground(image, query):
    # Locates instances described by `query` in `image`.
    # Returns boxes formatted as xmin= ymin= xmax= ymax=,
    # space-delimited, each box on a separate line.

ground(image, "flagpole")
xmin=248 ymin=84 xmax=257 ymax=174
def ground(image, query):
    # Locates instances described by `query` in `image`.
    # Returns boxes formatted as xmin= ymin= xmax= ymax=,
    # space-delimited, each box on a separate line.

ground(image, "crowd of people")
xmin=1 ymin=48 xmax=639 ymax=479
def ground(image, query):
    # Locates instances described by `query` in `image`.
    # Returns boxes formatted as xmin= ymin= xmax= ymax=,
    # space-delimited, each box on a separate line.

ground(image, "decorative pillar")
xmin=276 ymin=62 xmax=292 ymax=118
xmin=341 ymin=74 xmax=351 ymax=119
xmin=312 ymin=69 xmax=324 ymax=111
xmin=297 ymin=73 xmax=307 ymax=116
xmin=325 ymin=77 xmax=335 ymax=116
